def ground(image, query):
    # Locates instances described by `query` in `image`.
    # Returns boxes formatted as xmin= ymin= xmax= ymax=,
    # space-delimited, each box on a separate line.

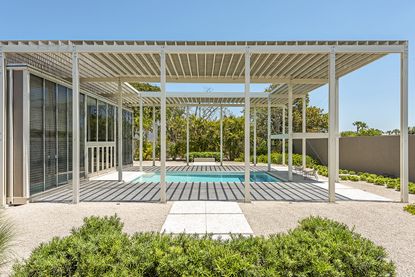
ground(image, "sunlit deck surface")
xmin=31 ymin=165 xmax=349 ymax=203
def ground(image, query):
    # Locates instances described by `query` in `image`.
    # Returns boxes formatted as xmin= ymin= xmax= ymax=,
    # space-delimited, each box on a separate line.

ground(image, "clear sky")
xmin=1 ymin=0 xmax=414 ymax=131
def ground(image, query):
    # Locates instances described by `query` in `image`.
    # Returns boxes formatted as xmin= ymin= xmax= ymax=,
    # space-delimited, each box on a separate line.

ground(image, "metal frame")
xmin=0 ymin=40 xmax=409 ymax=206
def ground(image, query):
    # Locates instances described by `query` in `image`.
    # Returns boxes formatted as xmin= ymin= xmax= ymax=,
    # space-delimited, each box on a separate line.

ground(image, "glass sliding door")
xmin=29 ymin=75 xmax=44 ymax=194
xmin=57 ymin=85 xmax=68 ymax=184
xmin=44 ymin=80 xmax=57 ymax=190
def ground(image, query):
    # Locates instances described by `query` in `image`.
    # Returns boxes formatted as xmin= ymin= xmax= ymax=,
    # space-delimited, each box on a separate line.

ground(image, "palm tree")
xmin=0 ymin=212 xmax=14 ymax=269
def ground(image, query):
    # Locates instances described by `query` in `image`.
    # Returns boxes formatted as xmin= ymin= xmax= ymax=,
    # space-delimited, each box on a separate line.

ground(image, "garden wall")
xmin=293 ymin=135 xmax=415 ymax=181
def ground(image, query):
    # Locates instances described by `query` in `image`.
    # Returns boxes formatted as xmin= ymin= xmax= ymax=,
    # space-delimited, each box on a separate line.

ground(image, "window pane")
xmin=57 ymin=85 xmax=67 ymax=184
xmin=98 ymin=101 xmax=107 ymax=141
xmin=44 ymin=80 xmax=57 ymax=190
xmin=29 ymin=75 xmax=44 ymax=194
xmin=107 ymin=105 xmax=114 ymax=141
xmin=80 ymin=93 xmax=85 ymax=176
xmin=87 ymin=97 xmax=97 ymax=141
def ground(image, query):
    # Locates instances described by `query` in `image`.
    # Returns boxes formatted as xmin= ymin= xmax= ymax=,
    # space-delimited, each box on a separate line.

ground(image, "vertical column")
xmin=328 ymin=47 xmax=337 ymax=203
xmin=267 ymin=96 xmax=271 ymax=171
xmin=0 ymin=50 xmax=5 ymax=207
xmin=152 ymin=105 xmax=156 ymax=166
xmin=186 ymin=106 xmax=190 ymax=166
xmin=72 ymin=48 xmax=80 ymax=204
xmin=117 ymin=78 xmax=123 ymax=182
xmin=139 ymin=94 xmax=143 ymax=171
xmin=400 ymin=44 xmax=409 ymax=203
xmin=335 ymin=78 xmax=340 ymax=182
xmin=288 ymin=84 xmax=293 ymax=181
xmin=282 ymin=106 xmax=286 ymax=166
xmin=253 ymin=106 xmax=256 ymax=166
xmin=244 ymin=50 xmax=251 ymax=203
xmin=220 ymin=106 xmax=223 ymax=166
xmin=7 ymin=70 xmax=13 ymax=203
xmin=302 ymin=96 xmax=306 ymax=169
xmin=160 ymin=50 xmax=167 ymax=203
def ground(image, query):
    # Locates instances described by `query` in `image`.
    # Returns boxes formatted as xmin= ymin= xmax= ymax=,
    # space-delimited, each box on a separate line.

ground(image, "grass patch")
xmin=404 ymin=203 xmax=415 ymax=215
xmin=12 ymin=215 xmax=395 ymax=276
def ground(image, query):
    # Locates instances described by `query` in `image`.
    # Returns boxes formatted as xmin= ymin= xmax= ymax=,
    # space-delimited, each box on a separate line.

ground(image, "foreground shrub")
xmin=0 ymin=212 xmax=14 ymax=269
xmin=12 ymin=215 xmax=395 ymax=276
xmin=404 ymin=203 xmax=415 ymax=215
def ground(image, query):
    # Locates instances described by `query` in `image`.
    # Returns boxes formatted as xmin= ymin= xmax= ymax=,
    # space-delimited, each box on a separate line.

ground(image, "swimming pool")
xmin=135 ymin=171 xmax=280 ymax=183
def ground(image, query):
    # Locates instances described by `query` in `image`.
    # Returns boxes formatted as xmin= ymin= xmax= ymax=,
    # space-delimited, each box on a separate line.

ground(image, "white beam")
xmin=267 ymin=96 xmax=271 ymax=171
xmin=253 ymin=106 xmax=257 ymax=166
xmin=72 ymin=48 xmax=80 ymax=204
xmin=139 ymin=94 xmax=143 ymax=171
xmin=220 ymin=106 xmax=223 ymax=166
xmin=282 ymin=106 xmax=286 ymax=166
xmin=186 ymin=106 xmax=190 ymax=166
xmin=244 ymin=50 xmax=251 ymax=203
xmin=3 ymin=43 xmax=405 ymax=54
xmin=152 ymin=105 xmax=156 ymax=166
xmin=328 ymin=47 xmax=337 ymax=203
xmin=117 ymin=79 xmax=123 ymax=182
xmin=302 ymin=96 xmax=306 ymax=169
xmin=400 ymin=44 xmax=409 ymax=203
xmin=0 ymin=50 xmax=6 ymax=207
xmin=288 ymin=85 xmax=293 ymax=181
xmin=160 ymin=50 xmax=167 ymax=203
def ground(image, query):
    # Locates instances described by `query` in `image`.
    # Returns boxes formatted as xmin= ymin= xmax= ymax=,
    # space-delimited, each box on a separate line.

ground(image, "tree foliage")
xmin=341 ymin=121 xmax=383 ymax=137
xmin=130 ymin=83 xmax=329 ymax=161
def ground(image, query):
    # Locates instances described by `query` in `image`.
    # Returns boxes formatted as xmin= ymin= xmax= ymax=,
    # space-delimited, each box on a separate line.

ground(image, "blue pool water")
xmin=135 ymin=172 xmax=280 ymax=183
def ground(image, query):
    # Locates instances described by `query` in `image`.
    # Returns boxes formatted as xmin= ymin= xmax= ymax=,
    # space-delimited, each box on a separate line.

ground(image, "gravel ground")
xmin=240 ymin=201 xmax=415 ymax=277
xmin=2 ymin=202 xmax=172 ymax=275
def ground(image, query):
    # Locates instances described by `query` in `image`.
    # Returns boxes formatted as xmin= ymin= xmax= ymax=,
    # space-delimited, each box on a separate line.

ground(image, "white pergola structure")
xmin=0 ymin=40 xmax=409 ymax=205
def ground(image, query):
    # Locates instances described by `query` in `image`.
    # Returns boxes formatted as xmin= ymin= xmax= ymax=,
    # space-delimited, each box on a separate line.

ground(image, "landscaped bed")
xmin=12 ymin=215 xmax=395 ymax=276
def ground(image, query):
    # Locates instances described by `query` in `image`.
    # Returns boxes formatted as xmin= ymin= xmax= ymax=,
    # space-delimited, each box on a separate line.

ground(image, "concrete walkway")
xmin=161 ymin=201 xmax=253 ymax=237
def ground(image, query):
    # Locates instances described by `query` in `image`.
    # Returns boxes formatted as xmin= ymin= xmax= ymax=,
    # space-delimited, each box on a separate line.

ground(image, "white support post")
xmin=253 ymin=106 xmax=257 ymax=166
xmin=400 ymin=44 xmax=409 ymax=203
xmin=302 ymin=96 xmax=306 ymax=169
xmin=244 ymin=50 xmax=251 ymax=203
xmin=117 ymin=78 xmax=123 ymax=182
xmin=0 ymin=50 xmax=6 ymax=207
xmin=282 ymin=106 xmax=286 ymax=166
xmin=220 ymin=106 xmax=223 ymax=166
xmin=152 ymin=105 xmax=156 ymax=166
xmin=328 ymin=47 xmax=337 ymax=203
xmin=186 ymin=106 xmax=190 ymax=166
xmin=335 ymin=78 xmax=340 ymax=182
xmin=72 ymin=48 xmax=80 ymax=204
xmin=160 ymin=50 xmax=167 ymax=203
xmin=139 ymin=94 xmax=143 ymax=171
xmin=288 ymin=84 xmax=293 ymax=181
xmin=267 ymin=96 xmax=271 ymax=171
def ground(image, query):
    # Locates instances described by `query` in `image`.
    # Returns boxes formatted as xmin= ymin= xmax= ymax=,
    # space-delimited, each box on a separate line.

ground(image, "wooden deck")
xmin=31 ymin=165 xmax=349 ymax=203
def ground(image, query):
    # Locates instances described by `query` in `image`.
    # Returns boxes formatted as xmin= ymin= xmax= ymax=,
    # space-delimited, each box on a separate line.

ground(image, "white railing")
xmin=86 ymin=141 xmax=116 ymax=176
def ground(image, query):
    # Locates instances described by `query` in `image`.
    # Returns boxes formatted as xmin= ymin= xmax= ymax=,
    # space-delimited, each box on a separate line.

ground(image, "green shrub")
xmin=386 ymin=179 xmax=398 ymax=189
xmin=340 ymin=175 xmax=349 ymax=181
xmin=359 ymin=175 xmax=367 ymax=182
xmin=189 ymin=152 xmax=220 ymax=162
xmin=12 ymin=215 xmax=395 ymax=277
xmin=349 ymin=175 xmax=360 ymax=182
xmin=404 ymin=203 xmax=415 ymax=215
xmin=409 ymin=182 xmax=415 ymax=194
xmin=374 ymin=177 xmax=386 ymax=186
xmin=366 ymin=177 xmax=375 ymax=183
xmin=348 ymin=170 xmax=356 ymax=175
xmin=0 ymin=212 xmax=14 ymax=269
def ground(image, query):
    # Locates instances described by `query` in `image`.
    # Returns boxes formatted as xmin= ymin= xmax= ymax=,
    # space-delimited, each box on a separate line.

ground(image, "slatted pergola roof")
xmin=0 ymin=40 xmax=407 ymax=107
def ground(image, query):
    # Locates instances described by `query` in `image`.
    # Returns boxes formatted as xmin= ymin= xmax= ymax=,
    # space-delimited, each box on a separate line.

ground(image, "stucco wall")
xmin=293 ymin=135 xmax=415 ymax=181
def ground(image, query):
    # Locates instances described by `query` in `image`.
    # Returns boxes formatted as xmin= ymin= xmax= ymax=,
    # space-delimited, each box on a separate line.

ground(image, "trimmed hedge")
xmin=12 ymin=215 xmax=395 ymax=276
xmin=188 ymin=152 xmax=220 ymax=162
xmin=404 ymin=204 xmax=415 ymax=215
xmin=236 ymin=152 xmax=317 ymax=168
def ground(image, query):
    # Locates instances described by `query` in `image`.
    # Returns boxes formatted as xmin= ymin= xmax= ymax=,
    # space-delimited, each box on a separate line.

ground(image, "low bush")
xmin=12 ymin=215 xmax=395 ymax=277
xmin=374 ymin=177 xmax=386 ymax=186
xmin=359 ymin=175 xmax=367 ymax=182
xmin=348 ymin=175 xmax=360 ymax=182
xmin=188 ymin=152 xmax=220 ymax=162
xmin=404 ymin=203 xmax=415 ymax=215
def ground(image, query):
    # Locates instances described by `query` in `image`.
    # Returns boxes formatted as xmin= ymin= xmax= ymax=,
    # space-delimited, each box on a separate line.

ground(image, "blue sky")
xmin=1 ymin=0 xmax=414 ymax=131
